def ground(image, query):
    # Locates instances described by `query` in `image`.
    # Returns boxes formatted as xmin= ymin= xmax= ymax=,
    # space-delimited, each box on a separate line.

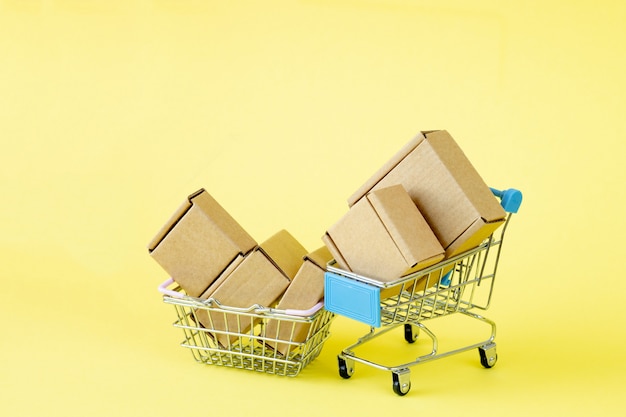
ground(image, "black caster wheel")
xmin=404 ymin=323 xmax=419 ymax=343
xmin=392 ymin=369 xmax=411 ymax=396
xmin=479 ymin=343 xmax=498 ymax=368
xmin=338 ymin=356 xmax=354 ymax=379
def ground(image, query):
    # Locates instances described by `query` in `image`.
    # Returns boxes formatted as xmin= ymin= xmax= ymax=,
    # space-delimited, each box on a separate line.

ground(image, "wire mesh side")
xmin=378 ymin=222 xmax=506 ymax=326
xmin=165 ymin=297 xmax=334 ymax=377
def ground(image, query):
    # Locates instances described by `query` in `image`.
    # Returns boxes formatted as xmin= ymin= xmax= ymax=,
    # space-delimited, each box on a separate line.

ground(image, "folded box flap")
xmin=190 ymin=189 xmax=257 ymax=253
xmin=147 ymin=193 xmax=195 ymax=252
xmin=445 ymin=215 xmax=506 ymax=257
xmin=367 ymin=185 xmax=444 ymax=267
xmin=304 ymin=245 xmax=334 ymax=271
xmin=347 ymin=132 xmax=426 ymax=207
xmin=259 ymin=229 xmax=308 ymax=280
xmin=321 ymin=233 xmax=352 ymax=272
xmin=210 ymin=249 xmax=290 ymax=308
xmin=198 ymin=253 xmax=246 ymax=300
xmin=424 ymin=130 xmax=506 ymax=223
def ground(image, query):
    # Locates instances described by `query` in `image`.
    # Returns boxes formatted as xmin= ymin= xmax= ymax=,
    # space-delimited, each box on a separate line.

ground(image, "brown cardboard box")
xmin=197 ymin=253 xmax=246 ymax=300
xmin=265 ymin=246 xmax=333 ymax=355
xmin=377 ymin=263 xmax=456 ymax=300
xmin=196 ymin=229 xmax=307 ymax=346
xmin=147 ymin=189 xmax=256 ymax=297
xmin=323 ymin=184 xmax=444 ymax=282
xmin=257 ymin=229 xmax=309 ymax=281
xmin=348 ymin=130 xmax=506 ymax=258
xmin=186 ymin=253 xmax=245 ymax=328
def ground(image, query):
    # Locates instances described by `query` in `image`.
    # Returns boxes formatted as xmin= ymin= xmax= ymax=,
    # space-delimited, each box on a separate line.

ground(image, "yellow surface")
xmin=1 ymin=0 xmax=625 ymax=415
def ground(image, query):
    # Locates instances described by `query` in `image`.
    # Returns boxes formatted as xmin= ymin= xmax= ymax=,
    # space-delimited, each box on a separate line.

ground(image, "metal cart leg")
xmin=478 ymin=342 xmax=498 ymax=368
xmin=338 ymin=355 xmax=355 ymax=379
xmin=392 ymin=368 xmax=411 ymax=396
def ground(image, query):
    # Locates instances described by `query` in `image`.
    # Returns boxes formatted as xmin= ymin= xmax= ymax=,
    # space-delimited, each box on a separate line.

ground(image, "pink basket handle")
xmin=157 ymin=278 xmax=325 ymax=316
xmin=285 ymin=302 xmax=324 ymax=317
xmin=158 ymin=278 xmax=185 ymax=299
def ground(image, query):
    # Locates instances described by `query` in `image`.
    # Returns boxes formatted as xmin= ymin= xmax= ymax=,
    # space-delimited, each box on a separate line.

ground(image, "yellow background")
xmin=1 ymin=0 xmax=625 ymax=415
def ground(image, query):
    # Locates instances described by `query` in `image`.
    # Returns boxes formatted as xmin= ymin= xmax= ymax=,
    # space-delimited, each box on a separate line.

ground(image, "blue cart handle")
xmin=490 ymin=187 xmax=523 ymax=213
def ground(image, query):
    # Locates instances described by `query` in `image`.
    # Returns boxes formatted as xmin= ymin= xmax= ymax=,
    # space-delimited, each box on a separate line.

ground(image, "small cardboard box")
xmin=196 ymin=229 xmax=307 ymax=346
xmin=148 ymin=189 xmax=257 ymax=297
xmin=265 ymin=246 xmax=333 ymax=355
xmin=348 ymin=130 xmax=506 ymax=258
xmin=196 ymin=253 xmax=246 ymax=301
xmin=323 ymin=184 xmax=445 ymax=282
xmin=376 ymin=262 xmax=455 ymax=300
xmin=256 ymin=229 xmax=309 ymax=281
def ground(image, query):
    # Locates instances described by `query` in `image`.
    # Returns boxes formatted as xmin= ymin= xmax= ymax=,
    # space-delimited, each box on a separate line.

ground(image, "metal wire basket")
xmin=158 ymin=279 xmax=335 ymax=377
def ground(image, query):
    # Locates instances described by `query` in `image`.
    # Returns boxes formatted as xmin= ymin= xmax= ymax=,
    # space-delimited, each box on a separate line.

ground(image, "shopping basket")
xmin=158 ymin=279 xmax=335 ymax=376
xmin=324 ymin=187 xmax=522 ymax=395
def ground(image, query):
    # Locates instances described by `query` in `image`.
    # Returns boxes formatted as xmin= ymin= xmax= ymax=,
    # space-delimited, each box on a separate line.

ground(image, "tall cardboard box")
xmin=348 ymin=130 xmax=506 ymax=258
xmin=323 ymin=184 xmax=444 ymax=282
xmin=265 ymin=246 xmax=333 ymax=355
xmin=196 ymin=229 xmax=308 ymax=346
xmin=147 ymin=189 xmax=257 ymax=297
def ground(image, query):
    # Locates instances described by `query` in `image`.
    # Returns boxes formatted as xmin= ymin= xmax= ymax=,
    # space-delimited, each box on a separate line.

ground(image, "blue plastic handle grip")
xmin=490 ymin=187 xmax=523 ymax=214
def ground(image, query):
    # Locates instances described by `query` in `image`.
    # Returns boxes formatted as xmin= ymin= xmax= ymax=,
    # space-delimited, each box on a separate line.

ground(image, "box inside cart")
xmin=323 ymin=184 xmax=445 ymax=283
xmin=348 ymin=130 xmax=506 ymax=258
xmin=195 ymin=229 xmax=307 ymax=347
xmin=147 ymin=189 xmax=257 ymax=297
xmin=265 ymin=246 xmax=333 ymax=355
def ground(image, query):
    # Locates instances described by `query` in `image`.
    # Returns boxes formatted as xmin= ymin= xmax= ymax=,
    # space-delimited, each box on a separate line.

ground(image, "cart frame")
xmin=158 ymin=280 xmax=335 ymax=377
xmin=324 ymin=188 xmax=521 ymax=395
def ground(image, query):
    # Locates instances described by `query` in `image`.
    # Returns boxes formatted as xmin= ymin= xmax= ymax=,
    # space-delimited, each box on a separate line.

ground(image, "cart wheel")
xmin=404 ymin=323 xmax=419 ymax=343
xmin=338 ymin=356 xmax=354 ymax=379
xmin=392 ymin=369 xmax=411 ymax=396
xmin=478 ymin=343 xmax=498 ymax=368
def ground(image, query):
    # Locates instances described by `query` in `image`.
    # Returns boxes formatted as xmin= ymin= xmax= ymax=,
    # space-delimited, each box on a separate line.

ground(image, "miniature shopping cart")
xmin=324 ymin=188 xmax=522 ymax=395
xmin=158 ymin=280 xmax=335 ymax=377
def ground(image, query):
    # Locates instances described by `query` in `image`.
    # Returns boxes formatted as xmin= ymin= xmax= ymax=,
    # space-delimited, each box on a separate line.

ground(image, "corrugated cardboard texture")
xmin=347 ymin=133 xmax=426 ymax=206
xmin=327 ymin=193 xmax=406 ymax=280
xmin=321 ymin=234 xmax=350 ymax=271
xmin=426 ymin=130 xmax=505 ymax=221
xmin=196 ymin=249 xmax=290 ymax=346
xmin=197 ymin=254 xmax=245 ymax=300
xmin=347 ymin=130 xmax=506 ymax=257
xmin=147 ymin=189 xmax=257 ymax=297
xmin=324 ymin=185 xmax=444 ymax=282
xmin=448 ymin=216 xmax=505 ymax=258
xmin=147 ymin=197 xmax=193 ymax=252
xmin=304 ymin=245 xmax=333 ymax=270
xmin=379 ymin=261 xmax=456 ymax=300
xmin=278 ymin=247 xmax=333 ymax=310
xmin=265 ymin=246 xmax=333 ymax=355
xmin=259 ymin=229 xmax=308 ymax=281
xmin=275 ymin=261 xmax=326 ymax=309
xmin=191 ymin=190 xmax=257 ymax=252
xmin=368 ymin=185 xmax=444 ymax=268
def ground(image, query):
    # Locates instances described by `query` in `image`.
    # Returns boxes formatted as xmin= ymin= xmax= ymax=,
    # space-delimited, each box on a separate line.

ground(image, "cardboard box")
xmin=323 ymin=184 xmax=444 ymax=282
xmin=147 ymin=189 xmax=257 ymax=297
xmin=195 ymin=229 xmax=307 ymax=346
xmin=376 ymin=262 xmax=456 ymax=300
xmin=186 ymin=253 xmax=245 ymax=328
xmin=348 ymin=130 xmax=506 ymax=258
xmin=256 ymin=229 xmax=309 ymax=281
xmin=265 ymin=246 xmax=333 ymax=355
xmin=196 ymin=253 xmax=246 ymax=300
